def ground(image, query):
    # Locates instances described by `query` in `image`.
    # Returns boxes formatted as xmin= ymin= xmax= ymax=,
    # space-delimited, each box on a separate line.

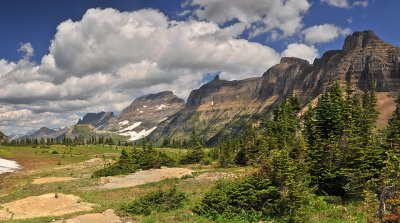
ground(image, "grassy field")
xmin=0 ymin=145 xmax=369 ymax=223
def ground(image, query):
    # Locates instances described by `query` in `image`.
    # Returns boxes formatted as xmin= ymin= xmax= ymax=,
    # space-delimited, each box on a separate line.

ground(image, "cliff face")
xmin=150 ymin=76 xmax=266 ymax=143
xmin=106 ymin=91 xmax=185 ymax=141
xmin=150 ymin=30 xmax=400 ymax=144
xmin=0 ymin=131 xmax=8 ymax=143
xmin=77 ymin=112 xmax=115 ymax=130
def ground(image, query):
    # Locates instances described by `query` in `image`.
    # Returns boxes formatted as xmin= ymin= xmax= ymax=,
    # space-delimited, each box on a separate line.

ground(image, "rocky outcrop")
xmin=77 ymin=112 xmax=114 ymax=130
xmin=150 ymin=30 xmax=400 ymax=145
xmin=0 ymin=131 xmax=8 ymax=143
xmin=106 ymin=91 xmax=185 ymax=141
xmin=150 ymin=76 xmax=265 ymax=143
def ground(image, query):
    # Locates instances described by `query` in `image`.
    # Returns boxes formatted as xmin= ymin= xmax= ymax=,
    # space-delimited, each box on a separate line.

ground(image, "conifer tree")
xmin=379 ymin=93 xmax=400 ymax=218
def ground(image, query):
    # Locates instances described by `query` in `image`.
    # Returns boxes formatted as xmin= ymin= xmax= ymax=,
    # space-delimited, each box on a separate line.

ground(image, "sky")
xmin=0 ymin=0 xmax=399 ymax=135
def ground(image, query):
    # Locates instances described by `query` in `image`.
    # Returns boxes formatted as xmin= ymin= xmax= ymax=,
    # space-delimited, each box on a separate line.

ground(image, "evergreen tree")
xmin=181 ymin=129 xmax=204 ymax=164
xmin=379 ymin=93 xmax=400 ymax=219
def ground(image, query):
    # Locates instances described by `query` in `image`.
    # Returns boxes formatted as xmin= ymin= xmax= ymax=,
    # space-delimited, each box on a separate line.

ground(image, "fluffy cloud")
xmin=281 ymin=43 xmax=319 ymax=63
xmin=321 ymin=0 xmax=369 ymax=8
xmin=0 ymin=7 xmax=346 ymax=135
xmin=0 ymin=8 xmax=289 ymax=134
xmin=18 ymin=43 xmax=34 ymax=59
xmin=301 ymin=24 xmax=351 ymax=44
xmin=187 ymin=0 xmax=311 ymax=38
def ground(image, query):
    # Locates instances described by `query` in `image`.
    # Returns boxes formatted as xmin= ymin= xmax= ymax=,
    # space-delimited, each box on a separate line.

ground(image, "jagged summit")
xmin=0 ymin=130 xmax=8 ymax=143
xmin=105 ymin=91 xmax=185 ymax=141
xmin=280 ymin=57 xmax=310 ymax=66
xmin=77 ymin=111 xmax=114 ymax=130
xmin=342 ymin=30 xmax=385 ymax=51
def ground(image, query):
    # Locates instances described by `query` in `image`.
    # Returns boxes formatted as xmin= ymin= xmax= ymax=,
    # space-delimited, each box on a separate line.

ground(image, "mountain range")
xmin=5 ymin=30 xmax=400 ymax=145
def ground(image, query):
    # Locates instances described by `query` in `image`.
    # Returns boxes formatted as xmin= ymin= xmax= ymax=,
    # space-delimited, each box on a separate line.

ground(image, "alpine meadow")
xmin=0 ymin=0 xmax=399 ymax=222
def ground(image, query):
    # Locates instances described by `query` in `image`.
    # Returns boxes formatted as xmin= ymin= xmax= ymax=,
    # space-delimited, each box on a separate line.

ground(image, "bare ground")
xmin=0 ymin=193 xmax=96 ymax=220
xmin=32 ymin=177 xmax=79 ymax=184
xmin=98 ymin=167 xmax=193 ymax=189
xmin=54 ymin=209 xmax=121 ymax=223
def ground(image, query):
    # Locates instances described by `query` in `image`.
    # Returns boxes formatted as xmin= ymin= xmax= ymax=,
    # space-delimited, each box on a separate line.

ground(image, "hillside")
xmin=105 ymin=91 xmax=185 ymax=141
xmin=77 ymin=112 xmax=114 ymax=130
xmin=0 ymin=131 xmax=8 ymax=143
xmin=150 ymin=30 xmax=400 ymax=145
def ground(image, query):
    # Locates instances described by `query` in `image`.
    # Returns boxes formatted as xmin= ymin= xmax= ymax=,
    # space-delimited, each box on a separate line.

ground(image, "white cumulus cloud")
xmin=281 ymin=43 xmax=319 ymax=63
xmin=302 ymin=24 xmax=351 ymax=44
xmin=187 ymin=0 xmax=311 ymax=38
xmin=0 ymin=8 xmax=286 ymax=134
xmin=321 ymin=0 xmax=369 ymax=8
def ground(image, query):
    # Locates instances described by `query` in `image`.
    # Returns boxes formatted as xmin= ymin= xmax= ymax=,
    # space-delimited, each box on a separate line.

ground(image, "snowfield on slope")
xmin=118 ymin=127 xmax=157 ymax=141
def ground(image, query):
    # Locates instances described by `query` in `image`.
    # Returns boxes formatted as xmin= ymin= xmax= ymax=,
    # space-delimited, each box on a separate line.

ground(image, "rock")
xmin=54 ymin=209 xmax=121 ymax=223
xmin=0 ymin=193 xmax=96 ymax=220
xmin=0 ymin=131 xmax=8 ymax=143
xmin=150 ymin=30 xmax=400 ymax=145
xmin=105 ymin=91 xmax=184 ymax=141
xmin=77 ymin=111 xmax=115 ymax=130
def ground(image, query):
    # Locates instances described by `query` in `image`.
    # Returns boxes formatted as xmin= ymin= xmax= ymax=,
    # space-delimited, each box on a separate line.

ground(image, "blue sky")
xmin=1 ymin=0 xmax=398 ymax=62
xmin=0 ymin=0 xmax=398 ymax=134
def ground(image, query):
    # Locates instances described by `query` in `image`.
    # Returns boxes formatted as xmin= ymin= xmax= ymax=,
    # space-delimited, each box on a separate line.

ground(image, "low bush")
xmin=193 ymin=176 xmax=279 ymax=221
xmin=92 ymin=147 xmax=176 ymax=178
xmin=120 ymin=187 xmax=186 ymax=215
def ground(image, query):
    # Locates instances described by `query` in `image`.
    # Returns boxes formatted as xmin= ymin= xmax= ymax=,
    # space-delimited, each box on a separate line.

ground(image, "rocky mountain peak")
xmin=105 ymin=91 xmax=185 ymax=141
xmin=35 ymin=127 xmax=56 ymax=135
xmin=122 ymin=91 xmax=184 ymax=114
xmin=0 ymin=130 xmax=8 ymax=143
xmin=342 ymin=30 xmax=385 ymax=51
xmin=77 ymin=111 xmax=115 ymax=130
xmin=280 ymin=57 xmax=310 ymax=66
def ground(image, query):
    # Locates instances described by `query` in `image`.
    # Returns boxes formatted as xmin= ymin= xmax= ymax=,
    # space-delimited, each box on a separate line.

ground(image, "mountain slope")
xmin=150 ymin=30 xmax=400 ymax=145
xmin=105 ymin=91 xmax=185 ymax=141
xmin=17 ymin=127 xmax=57 ymax=140
xmin=0 ymin=131 xmax=8 ymax=143
xmin=77 ymin=112 xmax=114 ymax=130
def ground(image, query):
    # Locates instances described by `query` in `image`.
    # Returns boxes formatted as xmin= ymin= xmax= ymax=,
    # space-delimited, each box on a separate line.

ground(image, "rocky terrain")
xmin=8 ymin=31 xmax=399 ymax=145
xmin=150 ymin=30 xmax=400 ymax=144
xmin=77 ymin=112 xmax=115 ymax=130
xmin=105 ymin=91 xmax=185 ymax=141
xmin=0 ymin=131 xmax=8 ymax=143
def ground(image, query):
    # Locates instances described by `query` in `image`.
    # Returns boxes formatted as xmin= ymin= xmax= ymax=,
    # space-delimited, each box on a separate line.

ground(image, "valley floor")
xmin=0 ymin=145 xmax=368 ymax=223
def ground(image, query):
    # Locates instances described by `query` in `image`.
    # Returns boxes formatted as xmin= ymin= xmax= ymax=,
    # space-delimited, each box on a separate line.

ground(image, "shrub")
xmin=92 ymin=147 xmax=176 ymax=178
xmin=194 ymin=176 xmax=279 ymax=220
xmin=120 ymin=187 xmax=186 ymax=215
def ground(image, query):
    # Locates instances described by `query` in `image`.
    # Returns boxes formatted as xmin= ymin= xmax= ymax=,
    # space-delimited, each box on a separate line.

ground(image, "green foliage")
xmin=194 ymin=176 xmax=278 ymax=221
xmin=120 ymin=186 xmax=187 ymax=216
xmin=196 ymin=96 xmax=312 ymax=222
xmin=180 ymin=129 xmax=205 ymax=164
xmin=92 ymin=144 xmax=176 ymax=177
xmin=305 ymin=81 xmax=384 ymax=200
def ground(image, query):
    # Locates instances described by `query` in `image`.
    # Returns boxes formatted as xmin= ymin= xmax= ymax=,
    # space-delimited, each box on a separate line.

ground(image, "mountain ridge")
xmin=149 ymin=30 xmax=400 ymax=145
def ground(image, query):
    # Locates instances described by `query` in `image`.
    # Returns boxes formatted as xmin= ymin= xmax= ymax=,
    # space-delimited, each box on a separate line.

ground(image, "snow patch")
xmin=143 ymin=105 xmax=147 ymax=108
xmin=118 ymin=122 xmax=142 ymax=133
xmin=0 ymin=158 xmax=21 ymax=174
xmin=119 ymin=120 xmax=129 ymax=126
xmin=118 ymin=127 xmax=157 ymax=141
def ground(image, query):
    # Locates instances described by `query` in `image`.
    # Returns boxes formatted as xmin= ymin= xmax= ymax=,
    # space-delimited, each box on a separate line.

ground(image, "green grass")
xmin=0 ymin=145 xmax=371 ymax=223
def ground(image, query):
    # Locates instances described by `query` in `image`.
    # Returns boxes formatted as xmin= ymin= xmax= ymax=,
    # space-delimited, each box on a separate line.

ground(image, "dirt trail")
xmin=54 ymin=209 xmax=121 ymax=223
xmin=33 ymin=177 xmax=79 ymax=184
xmin=0 ymin=193 xmax=96 ymax=220
xmin=99 ymin=167 xmax=192 ymax=189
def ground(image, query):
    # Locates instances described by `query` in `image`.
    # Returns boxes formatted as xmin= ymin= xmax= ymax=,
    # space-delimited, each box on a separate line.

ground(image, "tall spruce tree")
xmin=380 ymin=93 xmax=400 ymax=218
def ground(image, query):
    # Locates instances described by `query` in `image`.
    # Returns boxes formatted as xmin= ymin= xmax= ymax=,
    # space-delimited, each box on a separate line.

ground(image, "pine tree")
xmin=379 ymin=93 xmax=400 ymax=219
xmin=181 ymin=129 xmax=204 ymax=164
